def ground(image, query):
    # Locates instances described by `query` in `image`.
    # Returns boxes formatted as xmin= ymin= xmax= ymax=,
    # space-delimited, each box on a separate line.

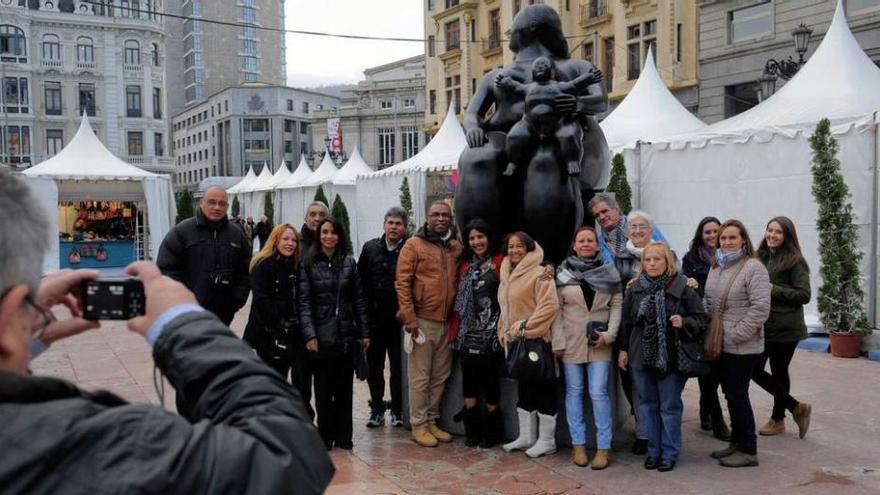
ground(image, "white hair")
xmin=0 ymin=170 xmax=49 ymax=297
xmin=627 ymin=210 xmax=653 ymax=227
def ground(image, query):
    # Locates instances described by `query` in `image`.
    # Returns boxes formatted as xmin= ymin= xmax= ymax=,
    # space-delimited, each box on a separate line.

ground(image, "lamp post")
xmin=755 ymin=22 xmax=813 ymax=101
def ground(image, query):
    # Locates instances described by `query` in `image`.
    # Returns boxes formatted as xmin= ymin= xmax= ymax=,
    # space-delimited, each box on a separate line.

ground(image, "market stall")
xmin=275 ymin=155 xmax=314 ymax=225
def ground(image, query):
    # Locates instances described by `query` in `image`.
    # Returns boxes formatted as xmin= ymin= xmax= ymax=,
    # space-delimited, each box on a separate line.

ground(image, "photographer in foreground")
xmin=0 ymin=171 xmax=333 ymax=494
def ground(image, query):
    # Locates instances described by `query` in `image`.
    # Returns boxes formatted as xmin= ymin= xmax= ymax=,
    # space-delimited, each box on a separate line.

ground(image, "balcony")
xmin=41 ymin=59 xmax=63 ymax=69
xmin=76 ymin=61 xmax=98 ymax=71
xmin=124 ymin=64 xmax=143 ymax=74
xmin=579 ymin=1 xmax=611 ymax=28
xmin=433 ymin=0 xmax=478 ymax=22
xmin=126 ymin=156 xmax=175 ymax=174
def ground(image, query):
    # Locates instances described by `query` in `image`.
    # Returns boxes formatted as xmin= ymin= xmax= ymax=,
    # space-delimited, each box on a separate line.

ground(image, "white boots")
xmin=502 ymin=409 xmax=557 ymax=458
xmin=503 ymin=408 xmax=537 ymax=452
xmin=525 ymin=413 xmax=557 ymax=458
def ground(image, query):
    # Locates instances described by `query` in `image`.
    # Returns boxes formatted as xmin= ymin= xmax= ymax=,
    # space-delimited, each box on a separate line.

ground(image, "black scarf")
xmin=636 ymin=272 xmax=671 ymax=373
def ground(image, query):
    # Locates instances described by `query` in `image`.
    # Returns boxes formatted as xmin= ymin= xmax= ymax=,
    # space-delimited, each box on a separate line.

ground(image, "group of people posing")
xmin=157 ymin=187 xmax=814 ymax=472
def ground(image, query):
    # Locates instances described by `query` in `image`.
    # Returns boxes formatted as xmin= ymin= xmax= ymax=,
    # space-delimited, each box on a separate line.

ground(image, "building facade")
xmin=0 ymin=0 xmax=172 ymax=173
xmin=164 ymin=0 xmax=287 ymax=117
xmin=311 ymin=55 xmax=426 ymax=169
xmin=171 ymin=83 xmax=338 ymax=187
xmin=697 ymin=0 xmax=880 ymax=123
xmin=422 ymin=0 xmax=699 ymax=131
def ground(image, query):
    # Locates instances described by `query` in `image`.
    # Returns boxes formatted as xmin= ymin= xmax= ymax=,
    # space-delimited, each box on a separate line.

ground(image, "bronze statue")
xmin=454 ymin=4 xmax=610 ymax=263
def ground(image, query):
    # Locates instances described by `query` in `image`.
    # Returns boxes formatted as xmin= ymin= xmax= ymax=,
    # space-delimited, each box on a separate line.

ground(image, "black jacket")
xmin=157 ymin=210 xmax=251 ymax=321
xmin=619 ymin=274 xmax=708 ymax=373
xmin=300 ymin=224 xmax=316 ymax=253
xmin=299 ymin=251 xmax=369 ymax=356
xmin=0 ymin=311 xmax=334 ymax=494
xmin=255 ymin=221 xmax=273 ymax=247
xmin=682 ymin=250 xmax=712 ymax=298
xmin=357 ymin=235 xmax=404 ymax=316
xmin=243 ymin=254 xmax=302 ymax=355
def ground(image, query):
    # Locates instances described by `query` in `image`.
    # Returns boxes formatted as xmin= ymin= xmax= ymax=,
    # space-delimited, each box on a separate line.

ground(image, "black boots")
xmin=460 ymin=406 xmax=503 ymax=448
xmin=480 ymin=407 xmax=503 ymax=448
xmin=463 ymin=407 xmax=482 ymax=447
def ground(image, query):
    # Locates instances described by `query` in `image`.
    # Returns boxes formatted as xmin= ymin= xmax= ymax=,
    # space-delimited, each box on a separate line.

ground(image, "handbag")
xmin=353 ymin=344 xmax=369 ymax=381
xmin=504 ymin=324 xmax=555 ymax=381
xmin=677 ymin=338 xmax=710 ymax=377
xmin=705 ymin=261 xmax=748 ymax=360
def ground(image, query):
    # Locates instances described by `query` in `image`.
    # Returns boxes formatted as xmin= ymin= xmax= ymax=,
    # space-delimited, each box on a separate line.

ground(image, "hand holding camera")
xmin=125 ymin=261 xmax=197 ymax=337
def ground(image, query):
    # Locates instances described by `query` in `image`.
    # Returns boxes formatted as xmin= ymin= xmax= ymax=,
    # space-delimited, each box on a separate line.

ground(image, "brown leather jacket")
xmin=395 ymin=226 xmax=462 ymax=326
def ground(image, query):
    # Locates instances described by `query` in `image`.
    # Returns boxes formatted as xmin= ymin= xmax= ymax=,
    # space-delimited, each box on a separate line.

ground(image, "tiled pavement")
xmin=31 ymin=302 xmax=880 ymax=494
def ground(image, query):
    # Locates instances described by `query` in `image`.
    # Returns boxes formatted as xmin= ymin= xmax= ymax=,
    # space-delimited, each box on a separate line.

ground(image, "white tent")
xmin=22 ymin=114 xmax=175 ymax=273
xmin=332 ymin=145 xmax=373 ymax=251
xmin=300 ymin=153 xmax=339 ymax=219
xmin=240 ymin=163 xmax=274 ymax=220
xmin=226 ymin=166 xmax=256 ymax=195
xmin=635 ymin=1 xmax=880 ymax=326
xmin=275 ymin=155 xmax=314 ymax=226
xmin=356 ymin=105 xmax=467 ymax=250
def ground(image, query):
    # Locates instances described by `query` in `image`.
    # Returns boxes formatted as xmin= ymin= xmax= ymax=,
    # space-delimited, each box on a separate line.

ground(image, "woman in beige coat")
xmin=704 ymin=219 xmax=771 ymax=468
xmin=497 ymin=232 xmax=559 ymax=458
xmin=552 ymin=227 xmax=622 ymax=469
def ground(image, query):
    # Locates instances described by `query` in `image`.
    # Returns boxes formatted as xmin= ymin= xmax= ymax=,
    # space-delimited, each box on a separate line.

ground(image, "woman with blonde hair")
xmin=618 ymin=242 xmax=707 ymax=472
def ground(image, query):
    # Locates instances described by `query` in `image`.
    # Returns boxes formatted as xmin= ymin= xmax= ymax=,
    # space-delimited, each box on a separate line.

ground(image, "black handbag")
xmin=677 ymin=338 xmax=710 ymax=378
xmin=353 ymin=344 xmax=369 ymax=381
xmin=504 ymin=327 xmax=555 ymax=381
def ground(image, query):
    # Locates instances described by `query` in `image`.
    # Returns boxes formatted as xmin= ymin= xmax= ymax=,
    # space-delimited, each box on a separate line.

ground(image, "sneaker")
xmin=389 ymin=412 xmax=404 ymax=427
xmin=366 ymin=411 xmax=385 ymax=428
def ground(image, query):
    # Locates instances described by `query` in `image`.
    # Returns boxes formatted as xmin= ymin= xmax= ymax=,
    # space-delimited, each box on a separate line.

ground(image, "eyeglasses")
xmin=630 ymin=224 xmax=651 ymax=232
xmin=24 ymin=296 xmax=54 ymax=341
xmin=205 ymin=199 xmax=229 ymax=208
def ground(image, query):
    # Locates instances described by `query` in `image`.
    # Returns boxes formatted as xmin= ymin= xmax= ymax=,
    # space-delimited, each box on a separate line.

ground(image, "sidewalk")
xmin=31 ymin=304 xmax=880 ymax=495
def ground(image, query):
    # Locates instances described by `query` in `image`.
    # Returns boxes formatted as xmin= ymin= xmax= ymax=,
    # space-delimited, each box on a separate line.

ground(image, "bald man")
xmin=158 ymin=187 xmax=251 ymax=326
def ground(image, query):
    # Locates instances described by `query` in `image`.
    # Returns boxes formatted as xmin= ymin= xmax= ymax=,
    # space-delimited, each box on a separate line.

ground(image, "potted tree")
xmin=809 ymin=119 xmax=871 ymax=357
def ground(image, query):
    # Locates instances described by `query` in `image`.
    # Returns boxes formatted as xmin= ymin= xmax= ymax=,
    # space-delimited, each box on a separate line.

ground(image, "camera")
xmin=81 ymin=279 xmax=145 ymax=320
xmin=209 ymin=269 xmax=233 ymax=287
xmin=586 ymin=321 xmax=608 ymax=346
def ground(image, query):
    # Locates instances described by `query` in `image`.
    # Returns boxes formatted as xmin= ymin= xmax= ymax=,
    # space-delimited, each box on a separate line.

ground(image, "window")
xmin=427 ymin=0 xmax=435 ymax=10
xmin=79 ymin=83 xmax=95 ymax=116
xmin=243 ymin=119 xmax=269 ymax=132
xmin=445 ymin=0 xmax=458 ymax=7
xmin=284 ymin=119 xmax=294 ymax=132
xmin=244 ymin=26 xmax=257 ymax=39
xmin=381 ymin=100 xmax=393 ymax=110
xmin=46 ymin=130 xmax=63 ymax=157
xmin=286 ymin=99 xmax=293 ymax=111
xmin=513 ymin=0 xmax=521 ymax=14
xmin=582 ymin=42 xmax=594 ymax=63
xmin=76 ymin=37 xmax=94 ymax=63
xmin=127 ymin=131 xmax=144 ymax=156
xmin=126 ymin=85 xmax=142 ymax=118
xmin=45 ymin=81 xmax=62 ymax=115
xmin=302 ymin=101 xmax=309 ymax=114
xmin=2 ymin=77 xmax=29 ymax=113
xmin=243 ymin=56 xmax=257 ymax=72
xmin=244 ymin=139 xmax=269 ymax=153
xmin=402 ymin=126 xmax=419 ymax=160
xmin=644 ymin=20 xmax=657 ymax=36
xmin=403 ymin=97 xmax=416 ymax=108
xmin=151 ymin=43 xmax=159 ymax=66
xmin=242 ymin=6 xmax=256 ymax=23
xmin=627 ymin=24 xmax=640 ymax=40
xmin=1 ymin=125 xmax=31 ymax=164
xmin=42 ymin=34 xmax=61 ymax=61
xmin=284 ymin=140 xmax=293 ymax=153
xmin=428 ymin=35 xmax=436 ymax=57
xmin=627 ymin=43 xmax=640 ymax=80
xmin=445 ymin=20 xmax=460 ymax=51
xmin=724 ymin=82 xmax=759 ymax=118
xmin=0 ymin=25 xmax=27 ymax=60
xmin=445 ymin=74 xmax=461 ymax=114
xmin=154 ymin=132 xmax=164 ymax=156
xmin=676 ymin=23 xmax=682 ymax=62
xmin=848 ymin=0 xmax=880 ymax=13
xmin=729 ymin=1 xmax=772 ymax=43
xmin=604 ymin=37 xmax=614 ymax=92
xmin=626 ymin=20 xmax=656 ymax=80
xmin=488 ymin=9 xmax=501 ymax=49
xmin=429 ymin=89 xmax=436 ymax=114
xmin=152 ymin=88 xmax=161 ymax=119
xmin=300 ymin=141 xmax=309 ymax=155
xmin=300 ymin=122 xmax=308 ymax=134
xmin=124 ymin=40 xmax=140 ymax=65
xmin=378 ymin=128 xmax=395 ymax=166
xmin=588 ymin=0 xmax=606 ymax=17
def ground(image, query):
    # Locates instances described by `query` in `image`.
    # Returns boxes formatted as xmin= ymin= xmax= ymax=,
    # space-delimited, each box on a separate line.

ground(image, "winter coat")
xmin=157 ymin=209 xmax=251 ymax=322
xmin=0 ymin=311 xmax=334 ymax=494
xmin=449 ymin=254 xmax=504 ymax=352
xmin=300 ymin=224 xmax=316 ymax=253
xmin=243 ymin=254 xmax=301 ymax=357
xmin=682 ymin=249 xmax=712 ymax=298
xmin=618 ymin=274 xmax=708 ymax=372
xmin=759 ymin=250 xmax=811 ymax=342
xmin=255 ymin=221 xmax=273 ymax=248
xmin=299 ymin=251 xmax=369 ymax=357
xmin=497 ymin=244 xmax=559 ymax=343
xmin=395 ymin=225 xmax=463 ymax=325
xmin=357 ymin=235 xmax=405 ymax=318
xmin=552 ymin=284 xmax=623 ymax=364
xmin=704 ymin=257 xmax=771 ymax=355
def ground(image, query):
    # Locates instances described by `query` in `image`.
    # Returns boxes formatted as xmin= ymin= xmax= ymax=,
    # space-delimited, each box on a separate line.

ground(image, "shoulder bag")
xmin=504 ymin=321 xmax=555 ymax=381
xmin=704 ymin=261 xmax=747 ymax=360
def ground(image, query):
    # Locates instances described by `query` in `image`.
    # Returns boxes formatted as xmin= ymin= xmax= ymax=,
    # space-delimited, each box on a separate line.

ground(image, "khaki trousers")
xmin=408 ymin=317 xmax=452 ymax=427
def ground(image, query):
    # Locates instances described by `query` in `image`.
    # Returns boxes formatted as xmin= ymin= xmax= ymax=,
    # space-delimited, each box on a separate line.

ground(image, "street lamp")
xmin=755 ymin=22 xmax=813 ymax=101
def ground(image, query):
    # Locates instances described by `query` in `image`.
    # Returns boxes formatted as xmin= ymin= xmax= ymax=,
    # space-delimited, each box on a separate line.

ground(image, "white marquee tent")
xmin=634 ymin=1 xmax=880 ymax=325
xmin=239 ymin=163 xmax=274 ymax=220
xmin=22 ymin=114 xmax=176 ymax=273
xmin=275 ymin=155 xmax=314 ymax=226
xmin=226 ymin=166 xmax=256 ymax=195
xmin=332 ymin=145 xmax=373 ymax=251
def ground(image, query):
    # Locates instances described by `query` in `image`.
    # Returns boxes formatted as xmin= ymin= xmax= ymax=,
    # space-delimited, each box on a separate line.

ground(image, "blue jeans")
xmin=563 ymin=361 xmax=612 ymax=449
xmin=632 ymin=369 xmax=686 ymax=461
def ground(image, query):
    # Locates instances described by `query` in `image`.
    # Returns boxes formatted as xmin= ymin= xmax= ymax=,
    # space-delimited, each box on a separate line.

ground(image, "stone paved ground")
xmin=31 ymin=301 xmax=880 ymax=495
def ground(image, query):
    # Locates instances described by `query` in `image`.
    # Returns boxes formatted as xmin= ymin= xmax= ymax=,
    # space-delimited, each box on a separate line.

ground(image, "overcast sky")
xmin=283 ymin=0 xmax=425 ymax=88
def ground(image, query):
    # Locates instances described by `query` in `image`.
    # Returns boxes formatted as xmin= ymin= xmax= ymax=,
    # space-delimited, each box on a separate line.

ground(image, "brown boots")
xmin=571 ymin=446 xmax=609 ymax=470
xmin=758 ymin=418 xmax=785 ymax=436
xmin=591 ymin=449 xmax=610 ymax=470
xmin=759 ymin=402 xmax=812 ymax=439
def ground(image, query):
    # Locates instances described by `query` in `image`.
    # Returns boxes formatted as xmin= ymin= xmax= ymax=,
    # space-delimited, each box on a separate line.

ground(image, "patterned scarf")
xmin=454 ymin=254 xmax=489 ymax=343
xmin=715 ymin=248 xmax=745 ymax=269
xmin=606 ymin=216 xmax=629 ymax=255
xmin=556 ymin=255 xmax=621 ymax=293
xmin=636 ymin=272 xmax=671 ymax=373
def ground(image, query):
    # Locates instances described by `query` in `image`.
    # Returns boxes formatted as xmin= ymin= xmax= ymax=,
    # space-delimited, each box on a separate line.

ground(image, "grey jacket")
xmin=704 ymin=257 xmax=771 ymax=355
xmin=0 ymin=311 xmax=334 ymax=494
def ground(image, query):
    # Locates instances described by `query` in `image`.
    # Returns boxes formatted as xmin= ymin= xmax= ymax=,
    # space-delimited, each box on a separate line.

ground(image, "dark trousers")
xmin=719 ymin=353 xmax=761 ymax=455
xmin=752 ymin=341 xmax=800 ymax=419
xmin=517 ymin=377 xmax=557 ymax=415
xmin=313 ymin=353 xmax=354 ymax=449
xmin=698 ymin=361 xmax=724 ymax=420
xmin=255 ymin=345 xmax=315 ymax=420
xmin=367 ymin=312 xmax=403 ymax=415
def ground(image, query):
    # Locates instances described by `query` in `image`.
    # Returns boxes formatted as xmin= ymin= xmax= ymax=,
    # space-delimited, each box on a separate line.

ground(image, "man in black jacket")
xmin=157 ymin=187 xmax=251 ymax=325
xmin=358 ymin=207 xmax=408 ymax=428
xmin=300 ymin=201 xmax=329 ymax=254
xmin=0 ymin=171 xmax=333 ymax=494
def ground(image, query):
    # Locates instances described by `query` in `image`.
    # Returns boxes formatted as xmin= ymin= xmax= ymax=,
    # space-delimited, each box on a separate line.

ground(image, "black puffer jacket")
xmin=157 ymin=210 xmax=251 ymax=322
xmin=357 ymin=235 xmax=404 ymax=315
xmin=299 ymin=251 xmax=369 ymax=356
xmin=0 ymin=311 xmax=333 ymax=494
xmin=682 ymin=250 xmax=712 ymax=298
xmin=243 ymin=254 xmax=301 ymax=354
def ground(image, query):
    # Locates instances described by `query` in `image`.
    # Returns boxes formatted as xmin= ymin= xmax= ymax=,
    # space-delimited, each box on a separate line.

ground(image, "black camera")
xmin=586 ymin=321 xmax=608 ymax=346
xmin=81 ymin=279 xmax=145 ymax=320
xmin=209 ymin=269 xmax=233 ymax=287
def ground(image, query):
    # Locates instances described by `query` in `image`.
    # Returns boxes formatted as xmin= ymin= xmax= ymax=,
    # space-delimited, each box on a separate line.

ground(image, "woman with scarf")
xmin=552 ymin=227 xmax=622 ymax=469
xmin=618 ymin=242 xmax=707 ymax=472
xmin=682 ymin=216 xmax=730 ymax=441
xmin=449 ymin=219 xmax=505 ymax=448
xmin=704 ymin=219 xmax=770 ymax=468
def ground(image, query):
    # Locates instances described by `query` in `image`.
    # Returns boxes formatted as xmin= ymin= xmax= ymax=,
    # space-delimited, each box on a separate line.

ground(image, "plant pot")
xmin=829 ymin=332 xmax=863 ymax=358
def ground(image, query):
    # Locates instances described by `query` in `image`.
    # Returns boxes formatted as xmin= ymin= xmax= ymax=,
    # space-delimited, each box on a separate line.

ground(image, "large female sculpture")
xmin=455 ymin=5 xmax=610 ymax=264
